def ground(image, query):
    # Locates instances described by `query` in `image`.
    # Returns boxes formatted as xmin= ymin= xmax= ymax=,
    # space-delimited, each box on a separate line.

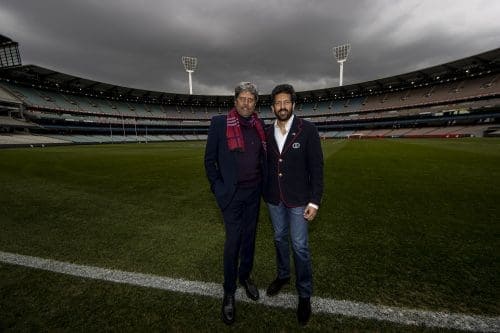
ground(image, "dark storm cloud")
xmin=1 ymin=0 xmax=499 ymax=95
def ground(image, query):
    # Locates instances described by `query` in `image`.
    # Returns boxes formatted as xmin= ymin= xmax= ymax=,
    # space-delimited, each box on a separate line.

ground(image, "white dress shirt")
xmin=274 ymin=114 xmax=294 ymax=153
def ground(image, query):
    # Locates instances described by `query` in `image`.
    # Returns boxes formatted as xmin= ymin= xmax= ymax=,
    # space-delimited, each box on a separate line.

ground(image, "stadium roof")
xmin=0 ymin=47 xmax=499 ymax=106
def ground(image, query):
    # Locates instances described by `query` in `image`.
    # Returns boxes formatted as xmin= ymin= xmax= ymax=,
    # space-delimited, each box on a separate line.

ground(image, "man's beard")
xmin=275 ymin=108 xmax=292 ymax=121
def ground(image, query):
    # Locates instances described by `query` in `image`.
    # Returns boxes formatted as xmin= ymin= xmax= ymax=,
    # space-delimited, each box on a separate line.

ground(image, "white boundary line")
xmin=1 ymin=251 xmax=498 ymax=332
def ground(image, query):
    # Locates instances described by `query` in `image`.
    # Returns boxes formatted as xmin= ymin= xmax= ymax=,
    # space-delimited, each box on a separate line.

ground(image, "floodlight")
xmin=333 ymin=43 xmax=351 ymax=86
xmin=0 ymin=35 xmax=22 ymax=68
xmin=182 ymin=56 xmax=197 ymax=95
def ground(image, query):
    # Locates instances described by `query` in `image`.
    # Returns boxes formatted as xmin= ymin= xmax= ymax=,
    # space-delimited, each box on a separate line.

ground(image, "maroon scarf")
xmin=226 ymin=107 xmax=266 ymax=152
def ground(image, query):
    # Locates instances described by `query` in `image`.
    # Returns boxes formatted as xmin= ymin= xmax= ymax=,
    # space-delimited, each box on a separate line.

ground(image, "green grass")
xmin=0 ymin=139 xmax=499 ymax=331
xmin=0 ymin=263 xmax=457 ymax=332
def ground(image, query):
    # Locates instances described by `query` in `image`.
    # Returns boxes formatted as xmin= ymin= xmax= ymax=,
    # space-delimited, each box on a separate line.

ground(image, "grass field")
xmin=0 ymin=138 xmax=499 ymax=331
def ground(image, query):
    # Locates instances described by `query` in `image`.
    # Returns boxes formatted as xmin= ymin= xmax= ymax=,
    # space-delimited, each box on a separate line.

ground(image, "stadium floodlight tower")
xmin=182 ymin=56 xmax=197 ymax=95
xmin=333 ymin=43 xmax=351 ymax=86
xmin=0 ymin=34 xmax=22 ymax=68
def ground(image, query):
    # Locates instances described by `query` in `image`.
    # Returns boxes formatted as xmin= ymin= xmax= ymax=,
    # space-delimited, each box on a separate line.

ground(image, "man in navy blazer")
xmin=263 ymin=84 xmax=324 ymax=326
xmin=204 ymin=82 xmax=267 ymax=325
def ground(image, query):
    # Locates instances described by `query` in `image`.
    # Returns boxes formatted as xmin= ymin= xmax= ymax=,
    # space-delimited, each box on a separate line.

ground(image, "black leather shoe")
xmin=266 ymin=277 xmax=290 ymax=296
xmin=297 ymin=297 xmax=311 ymax=326
xmin=221 ymin=293 xmax=235 ymax=325
xmin=240 ymin=278 xmax=260 ymax=301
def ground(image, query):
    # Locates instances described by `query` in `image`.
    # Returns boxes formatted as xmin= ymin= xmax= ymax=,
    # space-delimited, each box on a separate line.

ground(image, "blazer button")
xmin=278 ymin=173 xmax=283 ymax=177
xmin=279 ymin=158 xmax=283 ymax=162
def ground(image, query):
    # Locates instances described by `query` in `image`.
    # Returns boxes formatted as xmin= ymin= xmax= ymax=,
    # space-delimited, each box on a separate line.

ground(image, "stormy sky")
xmin=1 ymin=0 xmax=499 ymax=95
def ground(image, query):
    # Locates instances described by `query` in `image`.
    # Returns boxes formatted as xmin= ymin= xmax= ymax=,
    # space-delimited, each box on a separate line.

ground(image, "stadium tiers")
xmin=0 ymin=48 xmax=499 ymax=142
xmin=0 ymin=48 xmax=499 ymax=105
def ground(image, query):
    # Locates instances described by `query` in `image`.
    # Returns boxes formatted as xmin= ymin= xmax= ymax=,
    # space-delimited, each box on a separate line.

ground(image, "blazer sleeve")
xmin=204 ymin=117 xmax=223 ymax=193
xmin=307 ymin=124 xmax=324 ymax=206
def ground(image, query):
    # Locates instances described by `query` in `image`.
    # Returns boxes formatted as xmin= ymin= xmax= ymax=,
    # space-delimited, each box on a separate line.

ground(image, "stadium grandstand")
xmin=0 ymin=34 xmax=499 ymax=147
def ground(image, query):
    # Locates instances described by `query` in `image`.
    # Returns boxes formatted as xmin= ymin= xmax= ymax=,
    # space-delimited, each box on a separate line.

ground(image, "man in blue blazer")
xmin=204 ymin=82 xmax=267 ymax=325
xmin=263 ymin=84 xmax=324 ymax=326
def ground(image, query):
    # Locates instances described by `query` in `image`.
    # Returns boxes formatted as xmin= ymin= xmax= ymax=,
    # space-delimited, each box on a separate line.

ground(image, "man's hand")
xmin=303 ymin=205 xmax=318 ymax=221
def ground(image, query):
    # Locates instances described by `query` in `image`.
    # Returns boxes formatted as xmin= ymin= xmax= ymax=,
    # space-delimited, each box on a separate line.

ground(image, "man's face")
xmin=235 ymin=91 xmax=256 ymax=117
xmin=272 ymin=92 xmax=294 ymax=121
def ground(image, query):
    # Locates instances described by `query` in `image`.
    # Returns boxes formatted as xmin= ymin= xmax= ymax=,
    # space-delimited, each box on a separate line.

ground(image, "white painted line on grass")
xmin=0 ymin=251 xmax=498 ymax=332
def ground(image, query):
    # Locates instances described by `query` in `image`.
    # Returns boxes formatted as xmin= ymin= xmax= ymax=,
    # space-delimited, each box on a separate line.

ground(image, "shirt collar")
xmin=274 ymin=114 xmax=294 ymax=133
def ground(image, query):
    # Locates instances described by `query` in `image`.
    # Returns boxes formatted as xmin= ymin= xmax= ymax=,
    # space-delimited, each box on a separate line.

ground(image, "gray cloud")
xmin=1 ymin=0 xmax=499 ymax=95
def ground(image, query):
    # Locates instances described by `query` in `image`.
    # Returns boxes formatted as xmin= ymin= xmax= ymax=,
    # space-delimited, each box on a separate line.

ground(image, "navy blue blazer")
xmin=204 ymin=114 xmax=266 ymax=210
xmin=263 ymin=116 xmax=324 ymax=208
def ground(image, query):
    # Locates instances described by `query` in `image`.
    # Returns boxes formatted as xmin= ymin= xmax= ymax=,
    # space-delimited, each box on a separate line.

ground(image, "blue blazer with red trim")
xmin=204 ymin=115 xmax=266 ymax=210
xmin=263 ymin=116 xmax=324 ymax=208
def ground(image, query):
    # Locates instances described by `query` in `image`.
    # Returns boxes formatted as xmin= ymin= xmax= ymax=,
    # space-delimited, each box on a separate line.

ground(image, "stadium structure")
xmin=0 ymin=34 xmax=499 ymax=147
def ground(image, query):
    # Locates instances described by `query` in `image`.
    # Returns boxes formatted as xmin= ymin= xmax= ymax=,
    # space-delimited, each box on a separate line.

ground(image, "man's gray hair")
xmin=235 ymin=82 xmax=259 ymax=102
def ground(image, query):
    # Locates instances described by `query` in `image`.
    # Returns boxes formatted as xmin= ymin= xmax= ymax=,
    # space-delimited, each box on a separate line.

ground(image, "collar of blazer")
xmin=268 ymin=116 xmax=303 ymax=156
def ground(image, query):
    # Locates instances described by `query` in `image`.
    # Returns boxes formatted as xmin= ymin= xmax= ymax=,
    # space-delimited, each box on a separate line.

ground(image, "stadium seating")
xmin=0 ymin=133 xmax=70 ymax=146
xmin=0 ymin=50 xmax=498 ymax=146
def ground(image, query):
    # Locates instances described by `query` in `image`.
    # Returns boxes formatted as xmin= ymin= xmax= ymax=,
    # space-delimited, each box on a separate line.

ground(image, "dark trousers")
xmin=221 ymin=185 xmax=261 ymax=294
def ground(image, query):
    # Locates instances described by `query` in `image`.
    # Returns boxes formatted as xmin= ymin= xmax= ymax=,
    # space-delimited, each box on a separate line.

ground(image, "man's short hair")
xmin=271 ymin=84 xmax=297 ymax=103
xmin=235 ymin=82 xmax=259 ymax=102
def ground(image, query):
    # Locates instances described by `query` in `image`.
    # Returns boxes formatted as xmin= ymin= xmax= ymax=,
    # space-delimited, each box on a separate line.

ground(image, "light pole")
xmin=333 ymin=43 xmax=351 ymax=86
xmin=182 ymin=56 xmax=197 ymax=95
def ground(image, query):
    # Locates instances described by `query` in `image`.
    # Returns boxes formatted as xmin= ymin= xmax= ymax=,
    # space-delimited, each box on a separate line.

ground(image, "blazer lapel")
xmin=266 ymin=125 xmax=280 ymax=156
xmin=281 ymin=117 xmax=302 ymax=155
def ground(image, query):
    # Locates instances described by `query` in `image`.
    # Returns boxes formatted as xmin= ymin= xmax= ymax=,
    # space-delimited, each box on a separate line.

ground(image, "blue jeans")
xmin=267 ymin=202 xmax=312 ymax=298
